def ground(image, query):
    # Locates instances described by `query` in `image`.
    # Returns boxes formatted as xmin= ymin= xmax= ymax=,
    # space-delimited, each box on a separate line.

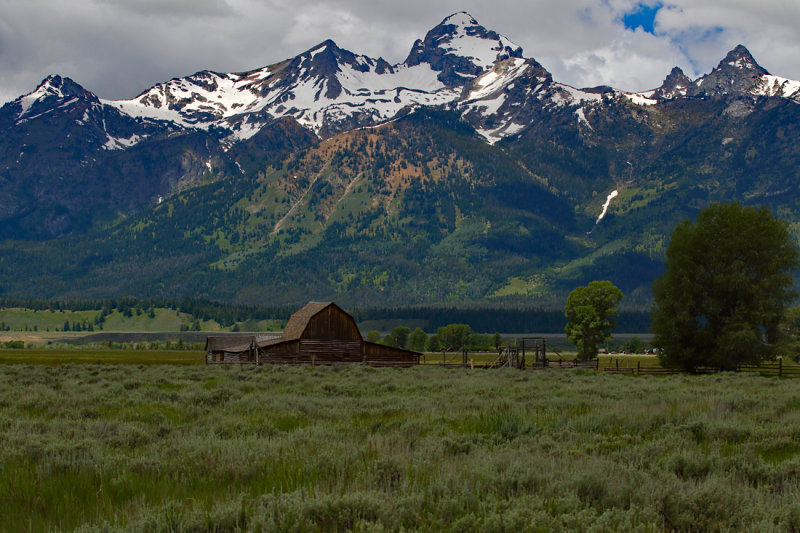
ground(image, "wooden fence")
xmin=600 ymin=358 xmax=800 ymax=377
xmin=430 ymin=353 xmax=800 ymax=377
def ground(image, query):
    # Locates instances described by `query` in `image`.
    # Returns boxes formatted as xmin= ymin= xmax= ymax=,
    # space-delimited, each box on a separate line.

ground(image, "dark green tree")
xmin=565 ymin=281 xmax=623 ymax=359
xmin=437 ymin=324 xmax=472 ymax=351
xmin=389 ymin=326 xmax=411 ymax=349
xmin=652 ymin=203 xmax=800 ymax=371
xmin=408 ymin=327 xmax=428 ymax=351
xmin=426 ymin=334 xmax=441 ymax=352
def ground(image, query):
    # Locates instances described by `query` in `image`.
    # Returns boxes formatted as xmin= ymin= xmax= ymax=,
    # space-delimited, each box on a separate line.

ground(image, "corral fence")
xmin=601 ymin=358 xmax=800 ymax=377
xmin=429 ymin=353 xmax=800 ymax=377
xmin=430 ymin=355 xmax=599 ymax=370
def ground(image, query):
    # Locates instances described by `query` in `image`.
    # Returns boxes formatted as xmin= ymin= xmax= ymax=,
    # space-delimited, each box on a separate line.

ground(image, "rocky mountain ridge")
xmin=9 ymin=12 xmax=796 ymax=149
xmin=1 ymin=13 xmax=799 ymax=306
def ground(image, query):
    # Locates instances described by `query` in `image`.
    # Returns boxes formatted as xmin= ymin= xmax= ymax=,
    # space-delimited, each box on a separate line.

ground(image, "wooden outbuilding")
xmin=205 ymin=333 xmax=280 ymax=363
xmin=206 ymin=301 xmax=420 ymax=367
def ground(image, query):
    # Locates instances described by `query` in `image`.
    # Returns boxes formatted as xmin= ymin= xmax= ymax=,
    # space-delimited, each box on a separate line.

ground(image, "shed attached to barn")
xmin=206 ymin=302 xmax=420 ymax=367
xmin=205 ymin=333 xmax=280 ymax=363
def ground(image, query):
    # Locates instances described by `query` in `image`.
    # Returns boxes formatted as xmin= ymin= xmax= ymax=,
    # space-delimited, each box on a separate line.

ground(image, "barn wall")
xmin=206 ymin=351 xmax=256 ymax=364
xmin=258 ymin=340 xmax=301 ymax=364
xmin=303 ymin=306 xmax=362 ymax=341
xmin=301 ymin=339 xmax=362 ymax=362
xmin=363 ymin=342 xmax=420 ymax=367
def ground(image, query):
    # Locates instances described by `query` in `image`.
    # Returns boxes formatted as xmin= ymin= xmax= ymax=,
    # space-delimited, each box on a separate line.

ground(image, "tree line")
xmin=0 ymin=296 xmax=651 ymax=334
xmin=366 ymin=324 xmax=503 ymax=352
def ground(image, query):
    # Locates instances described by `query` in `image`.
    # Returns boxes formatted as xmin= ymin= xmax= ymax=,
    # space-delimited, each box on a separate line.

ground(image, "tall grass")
xmin=2 ymin=365 xmax=800 ymax=531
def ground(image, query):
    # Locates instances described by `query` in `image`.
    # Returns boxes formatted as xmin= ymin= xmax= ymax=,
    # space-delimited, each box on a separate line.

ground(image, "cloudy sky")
xmin=2 ymin=0 xmax=799 ymax=104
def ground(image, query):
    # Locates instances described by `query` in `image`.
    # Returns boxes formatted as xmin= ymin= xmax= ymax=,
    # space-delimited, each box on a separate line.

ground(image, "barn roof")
xmin=206 ymin=333 xmax=280 ymax=352
xmin=281 ymin=301 xmax=336 ymax=340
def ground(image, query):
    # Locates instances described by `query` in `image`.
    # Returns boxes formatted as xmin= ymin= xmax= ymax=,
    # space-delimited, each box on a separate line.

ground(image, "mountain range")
xmin=1 ymin=12 xmax=799 ymax=309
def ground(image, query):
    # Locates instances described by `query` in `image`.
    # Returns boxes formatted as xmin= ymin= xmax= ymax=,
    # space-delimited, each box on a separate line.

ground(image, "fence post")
xmin=637 ymin=361 xmax=641 ymax=375
xmin=780 ymin=357 xmax=783 ymax=377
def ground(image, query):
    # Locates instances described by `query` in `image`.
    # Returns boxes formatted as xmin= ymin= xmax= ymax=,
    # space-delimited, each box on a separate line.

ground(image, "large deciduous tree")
xmin=565 ymin=281 xmax=623 ymax=359
xmin=652 ymin=202 xmax=800 ymax=371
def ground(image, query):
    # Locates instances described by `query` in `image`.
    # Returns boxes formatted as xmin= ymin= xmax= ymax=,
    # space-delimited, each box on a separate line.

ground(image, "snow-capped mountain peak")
xmin=405 ymin=12 xmax=523 ymax=87
xmin=692 ymin=44 xmax=771 ymax=97
xmin=721 ymin=44 xmax=769 ymax=74
xmin=436 ymin=11 xmax=523 ymax=65
xmin=653 ymin=67 xmax=693 ymax=100
xmin=441 ymin=11 xmax=479 ymax=27
xmin=6 ymin=17 xmax=800 ymax=152
xmin=14 ymin=75 xmax=96 ymax=120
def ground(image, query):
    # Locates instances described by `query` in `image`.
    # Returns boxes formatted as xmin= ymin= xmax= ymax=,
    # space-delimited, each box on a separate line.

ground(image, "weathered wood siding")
xmin=258 ymin=340 xmax=301 ymax=364
xmin=206 ymin=350 xmax=256 ymax=364
xmin=302 ymin=306 xmax=362 ymax=341
xmin=301 ymin=339 xmax=362 ymax=360
xmin=363 ymin=342 xmax=420 ymax=367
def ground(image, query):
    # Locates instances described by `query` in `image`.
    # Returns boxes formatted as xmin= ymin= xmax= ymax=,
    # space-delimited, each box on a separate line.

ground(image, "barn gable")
xmin=281 ymin=302 xmax=363 ymax=342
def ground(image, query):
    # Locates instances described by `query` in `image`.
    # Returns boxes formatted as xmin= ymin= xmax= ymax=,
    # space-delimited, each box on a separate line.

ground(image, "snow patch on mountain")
xmin=339 ymin=62 xmax=444 ymax=93
xmin=466 ymin=58 xmax=528 ymax=100
xmin=754 ymin=75 xmax=800 ymax=100
xmin=623 ymin=92 xmax=657 ymax=105
xmin=103 ymin=133 xmax=146 ymax=151
xmin=596 ymin=190 xmax=619 ymax=224
xmin=548 ymin=84 xmax=605 ymax=107
xmin=575 ymin=108 xmax=593 ymax=130
xmin=18 ymin=81 xmax=64 ymax=117
xmin=14 ymin=76 xmax=86 ymax=121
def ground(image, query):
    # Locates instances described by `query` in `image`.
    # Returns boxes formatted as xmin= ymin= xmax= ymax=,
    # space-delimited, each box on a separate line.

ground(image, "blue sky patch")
xmin=623 ymin=3 xmax=663 ymax=34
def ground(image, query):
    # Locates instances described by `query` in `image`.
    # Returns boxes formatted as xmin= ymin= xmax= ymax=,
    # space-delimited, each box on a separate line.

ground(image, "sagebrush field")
xmin=2 ymin=365 xmax=800 ymax=531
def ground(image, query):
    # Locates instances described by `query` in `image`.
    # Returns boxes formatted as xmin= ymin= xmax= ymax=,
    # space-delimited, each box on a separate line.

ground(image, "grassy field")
xmin=2 ymin=364 xmax=800 ymax=531
xmin=0 ymin=349 xmax=204 ymax=365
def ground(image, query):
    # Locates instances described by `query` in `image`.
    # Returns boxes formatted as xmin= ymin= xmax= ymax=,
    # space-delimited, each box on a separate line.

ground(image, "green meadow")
xmin=0 ymin=349 xmax=204 ymax=365
xmin=2 ymin=365 xmax=800 ymax=531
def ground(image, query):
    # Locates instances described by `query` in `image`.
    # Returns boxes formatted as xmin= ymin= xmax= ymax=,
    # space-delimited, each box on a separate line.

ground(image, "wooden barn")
xmin=206 ymin=302 xmax=420 ymax=367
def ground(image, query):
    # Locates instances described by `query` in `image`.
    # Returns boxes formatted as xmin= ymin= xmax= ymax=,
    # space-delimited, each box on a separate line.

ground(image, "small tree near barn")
xmin=437 ymin=324 xmax=472 ymax=351
xmin=652 ymin=203 xmax=800 ymax=371
xmin=565 ymin=281 xmax=623 ymax=359
xmin=408 ymin=328 xmax=428 ymax=352
xmin=426 ymin=335 xmax=441 ymax=352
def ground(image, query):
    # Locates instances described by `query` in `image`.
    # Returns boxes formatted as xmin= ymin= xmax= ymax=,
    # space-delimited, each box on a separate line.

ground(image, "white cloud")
xmin=0 ymin=0 xmax=798 ymax=104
